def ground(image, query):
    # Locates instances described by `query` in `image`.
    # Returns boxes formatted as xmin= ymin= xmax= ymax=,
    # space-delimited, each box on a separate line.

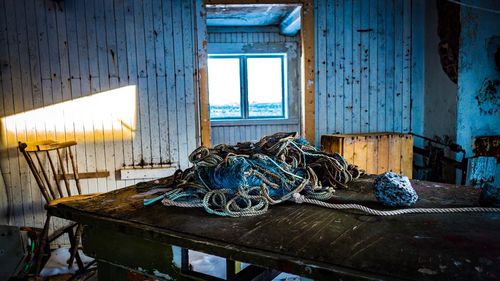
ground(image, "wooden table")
xmin=47 ymin=176 xmax=500 ymax=280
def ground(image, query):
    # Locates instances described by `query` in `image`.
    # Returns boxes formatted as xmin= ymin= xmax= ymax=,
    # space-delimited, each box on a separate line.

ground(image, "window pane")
xmin=247 ymin=57 xmax=284 ymax=117
xmin=208 ymin=58 xmax=242 ymax=119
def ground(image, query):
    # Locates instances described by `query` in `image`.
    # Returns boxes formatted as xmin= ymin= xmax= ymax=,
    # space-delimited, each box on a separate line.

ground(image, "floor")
xmin=41 ymin=248 xmax=94 ymax=277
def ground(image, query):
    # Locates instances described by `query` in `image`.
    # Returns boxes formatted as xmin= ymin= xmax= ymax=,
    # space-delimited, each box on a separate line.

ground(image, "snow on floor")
xmin=40 ymin=247 xmax=94 ymax=277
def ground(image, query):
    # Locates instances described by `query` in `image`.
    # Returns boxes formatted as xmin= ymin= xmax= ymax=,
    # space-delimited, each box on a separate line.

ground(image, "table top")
xmin=48 ymin=176 xmax=500 ymax=280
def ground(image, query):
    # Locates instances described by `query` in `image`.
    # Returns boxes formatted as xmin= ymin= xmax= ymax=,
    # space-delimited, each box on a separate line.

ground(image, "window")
xmin=208 ymin=54 xmax=286 ymax=120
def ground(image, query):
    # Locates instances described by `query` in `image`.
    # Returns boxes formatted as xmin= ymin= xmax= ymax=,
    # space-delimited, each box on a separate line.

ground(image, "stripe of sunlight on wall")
xmin=0 ymin=0 xmax=205 ymax=237
xmin=0 ymin=86 xmax=136 ymax=228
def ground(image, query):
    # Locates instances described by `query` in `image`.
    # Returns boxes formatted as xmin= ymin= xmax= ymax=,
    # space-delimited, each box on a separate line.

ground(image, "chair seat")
xmin=46 ymin=193 xmax=101 ymax=208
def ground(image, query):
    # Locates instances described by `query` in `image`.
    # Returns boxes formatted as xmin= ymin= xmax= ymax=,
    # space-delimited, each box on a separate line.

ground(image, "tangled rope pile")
xmin=144 ymin=132 xmax=500 ymax=217
xmin=145 ymin=132 xmax=362 ymax=217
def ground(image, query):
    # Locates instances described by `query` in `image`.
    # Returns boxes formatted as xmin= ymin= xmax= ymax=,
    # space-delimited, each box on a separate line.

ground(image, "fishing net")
xmin=145 ymin=132 xmax=362 ymax=217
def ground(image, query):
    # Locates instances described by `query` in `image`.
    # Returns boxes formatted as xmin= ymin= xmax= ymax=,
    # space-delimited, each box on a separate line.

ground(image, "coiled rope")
xmin=145 ymin=132 xmax=361 ymax=217
xmin=145 ymin=132 xmax=500 ymax=217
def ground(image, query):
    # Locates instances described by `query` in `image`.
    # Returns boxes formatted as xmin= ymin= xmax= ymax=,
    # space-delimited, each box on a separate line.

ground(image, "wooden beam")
xmin=280 ymin=6 xmax=301 ymax=36
xmin=301 ymin=0 xmax=315 ymax=144
xmin=56 ymin=171 xmax=110 ymax=181
xmin=198 ymin=0 xmax=211 ymax=147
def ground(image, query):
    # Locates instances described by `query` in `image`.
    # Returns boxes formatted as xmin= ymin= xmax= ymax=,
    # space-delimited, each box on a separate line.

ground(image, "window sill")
xmin=211 ymin=118 xmax=299 ymax=127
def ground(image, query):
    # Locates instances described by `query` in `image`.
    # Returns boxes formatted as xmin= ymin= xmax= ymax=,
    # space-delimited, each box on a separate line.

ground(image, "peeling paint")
xmin=457 ymin=1 xmax=500 ymax=157
xmin=476 ymin=78 xmax=499 ymax=115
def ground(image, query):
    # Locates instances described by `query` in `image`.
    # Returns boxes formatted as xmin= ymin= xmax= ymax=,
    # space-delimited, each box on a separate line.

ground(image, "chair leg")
xmin=73 ymin=249 xmax=85 ymax=271
xmin=35 ymin=215 xmax=51 ymax=275
xmin=67 ymin=224 xmax=84 ymax=270
xmin=74 ymin=224 xmax=85 ymax=270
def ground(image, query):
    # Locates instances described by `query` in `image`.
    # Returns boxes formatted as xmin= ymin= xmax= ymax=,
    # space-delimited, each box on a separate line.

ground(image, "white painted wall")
xmin=0 ymin=0 xmax=205 ymax=228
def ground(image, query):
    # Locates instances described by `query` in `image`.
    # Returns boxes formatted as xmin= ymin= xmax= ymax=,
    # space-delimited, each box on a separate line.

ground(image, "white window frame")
xmin=208 ymin=42 xmax=300 ymax=126
xmin=208 ymin=54 xmax=287 ymax=120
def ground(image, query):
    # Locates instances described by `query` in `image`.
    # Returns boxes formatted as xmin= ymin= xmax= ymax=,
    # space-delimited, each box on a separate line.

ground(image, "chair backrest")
xmin=18 ymin=140 xmax=82 ymax=203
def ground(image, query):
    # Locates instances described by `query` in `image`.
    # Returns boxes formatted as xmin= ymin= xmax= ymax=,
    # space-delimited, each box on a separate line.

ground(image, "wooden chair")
xmin=18 ymin=140 xmax=96 ymax=276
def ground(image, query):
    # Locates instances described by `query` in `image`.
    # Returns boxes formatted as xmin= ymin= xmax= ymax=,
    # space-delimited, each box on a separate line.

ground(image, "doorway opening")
xmin=199 ymin=1 xmax=314 ymax=146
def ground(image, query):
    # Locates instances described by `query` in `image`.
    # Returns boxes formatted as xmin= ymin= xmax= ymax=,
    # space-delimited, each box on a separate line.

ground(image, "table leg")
xmin=97 ymin=261 xmax=128 ymax=281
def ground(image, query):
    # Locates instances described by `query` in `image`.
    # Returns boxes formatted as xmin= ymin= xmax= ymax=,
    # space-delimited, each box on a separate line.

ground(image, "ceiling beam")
xmin=280 ymin=6 xmax=301 ymax=36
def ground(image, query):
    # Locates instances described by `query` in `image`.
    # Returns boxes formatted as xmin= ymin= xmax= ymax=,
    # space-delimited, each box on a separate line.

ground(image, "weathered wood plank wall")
xmin=208 ymin=29 xmax=301 ymax=145
xmin=0 ymin=0 xmax=422 ymax=230
xmin=0 ymin=0 xmax=204 ymax=227
xmin=314 ymin=0 xmax=414 ymax=141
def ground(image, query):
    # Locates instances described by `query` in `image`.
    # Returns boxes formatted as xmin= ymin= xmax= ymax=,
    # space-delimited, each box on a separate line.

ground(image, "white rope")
xmin=291 ymin=193 xmax=500 ymax=216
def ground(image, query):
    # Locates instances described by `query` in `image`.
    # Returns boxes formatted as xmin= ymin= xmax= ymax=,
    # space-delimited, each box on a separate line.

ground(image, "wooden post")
xmin=301 ymin=0 xmax=315 ymax=144
xmin=197 ymin=0 xmax=211 ymax=147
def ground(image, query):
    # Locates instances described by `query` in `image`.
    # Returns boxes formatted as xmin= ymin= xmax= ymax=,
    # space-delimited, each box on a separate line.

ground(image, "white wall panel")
xmin=0 ymin=0 xmax=204 ymax=228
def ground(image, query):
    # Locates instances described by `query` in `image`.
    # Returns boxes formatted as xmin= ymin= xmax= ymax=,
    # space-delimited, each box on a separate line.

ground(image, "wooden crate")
xmin=321 ymin=133 xmax=413 ymax=178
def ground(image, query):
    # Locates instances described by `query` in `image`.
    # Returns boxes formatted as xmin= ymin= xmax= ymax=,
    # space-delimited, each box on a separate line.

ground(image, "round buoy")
xmin=373 ymin=172 xmax=418 ymax=207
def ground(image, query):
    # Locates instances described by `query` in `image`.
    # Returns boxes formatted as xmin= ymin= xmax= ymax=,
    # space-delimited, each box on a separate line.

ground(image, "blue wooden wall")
xmin=457 ymin=1 xmax=500 ymax=184
xmin=314 ymin=0 xmax=414 ymax=141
